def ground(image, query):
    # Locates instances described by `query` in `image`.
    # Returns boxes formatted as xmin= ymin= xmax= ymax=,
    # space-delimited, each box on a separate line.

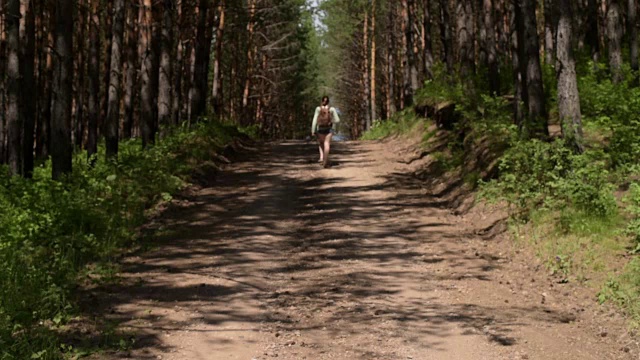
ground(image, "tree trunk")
xmin=544 ymin=0 xmax=556 ymax=65
xmin=422 ymin=0 xmax=433 ymax=79
xmin=0 ymin=3 xmax=6 ymax=164
xmin=387 ymin=0 xmax=396 ymax=118
xmin=484 ymin=0 xmax=499 ymax=95
xmin=37 ymin=5 xmax=54 ymax=160
xmin=140 ymin=0 xmax=156 ymax=148
xmin=363 ymin=8 xmax=371 ymax=131
xmin=556 ymin=0 xmax=584 ymax=152
xmin=158 ymin=0 xmax=174 ymax=131
xmin=403 ymin=0 xmax=419 ymax=105
xmin=123 ymin=4 xmax=138 ymax=139
xmin=51 ymin=0 xmax=73 ymax=179
xmin=629 ymin=0 xmax=638 ymax=81
xmin=105 ymin=0 xmax=124 ymax=159
xmin=87 ymin=0 xmax=100 ymax=160
xmin=511 ymin=0 xmax=524 ymax=127
xmin=6 ymin=0 xmax=21 ymax=175
xmin=211 ymin=0 xmax=225 ymax=116
xmin=21 ymin=0 xmax=36 ymax=177
xmin=370 ymin=0 xmax=377 ymax=124
xmin=586 ymin=0 xmax=600 ymax=66
xmin=517 ymin=0 xmax=548 ymax=138
xmin=456 ymin=0 xmax=475 ymax=76
xmin=607 ymin=0 xmax=623 ymax=83
xmin=439 ymin=0 xmax=453 ymax=72
xmin=190 ymin=0 xmax=211 ymax=121
xmin=73 ymin=0 xmax=86 ymax=149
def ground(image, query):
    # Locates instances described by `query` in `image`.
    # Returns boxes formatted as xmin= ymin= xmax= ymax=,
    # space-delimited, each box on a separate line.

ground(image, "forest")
xmin=1 ymin=0 xmax=640 ymax=358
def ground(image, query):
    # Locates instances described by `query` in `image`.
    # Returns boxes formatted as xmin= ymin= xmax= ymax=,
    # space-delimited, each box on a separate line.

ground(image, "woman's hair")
xmin=321 ymin=96 xmax=330 ymax=105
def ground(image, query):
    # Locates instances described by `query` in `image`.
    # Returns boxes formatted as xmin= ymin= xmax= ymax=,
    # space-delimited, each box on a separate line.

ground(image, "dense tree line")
xmin=320 ymin=0 xmax=639 ymax=146
xmin=0 ymin=0 xmax=319 ymax=179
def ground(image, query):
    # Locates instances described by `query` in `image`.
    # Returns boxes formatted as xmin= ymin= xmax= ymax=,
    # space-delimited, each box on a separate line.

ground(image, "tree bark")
xmin=123 ymin=3 xmax=138 ymax=139
xmin=157 ymin=0 xmax=174 ymax=131
xmin=456 ymin=0 xmax=475 ymax=76
xmin=484 ymin=0 xmax=499 ymax=95
xmin=21 ymin=0 xmax=36 ymax=177
xmin=544 ymin=0 xmax=556 ymax=65
xmin=363 ymin=8 xmax=371 ymax=131
xmin=629 ymin=0 xmax=638 ymax=82
xmin=517 ymin=0 xmax=548 ymax=138
xmin=140 ymin=0 xmax=156 ymax=148
xmin=556 ymin=0 xmax=584 ymax=152
xmin=211 ymin=0 xmax=225 ymax=117
xmin=6 ymin=0 xmax=21 ymax=175
xmin=87 ymin=0 xmax=100 ymax=160
xmin=422 ymin=0 xmax=433 ymax=79
xmin=585 ymin=0 xmax=600 ymax=66
xmin=105 ymin=0 xmax=125 ymax=159
xmin=370 ymin=0 xmax=377 ymax=124
xmin=510 ymin=0 xmax=524 ymax=128
xmin=607 ymin=0 xmax=623 ymax=83
xmin=403 ymin=0 xmax=419 ymax=105
xmin=386 ymin=0 xmax=396 ymax=118
xmin=439 ymin=0 xmax=453 ymax=72
xmin=0 ymin=2 xmax=6 ymax=163
xmin=51 ymin=0 xmax=73 ymax=179
xmin=190 ymin=0 xmax=211 ymax=121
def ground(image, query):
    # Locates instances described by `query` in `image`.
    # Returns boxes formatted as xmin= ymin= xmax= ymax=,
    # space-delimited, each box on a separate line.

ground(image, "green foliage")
xmin=598 ymin=258 xmax=640 ymax=326
xmin=579 ymin=67 xmax=640 ymax=167
xmin=0 ymin=121 xmax=241 ymax=359
xmin=360 ymin=110 xmax=423 ymax=140
xmin=624 ymin=183 xmax=640 ymax=247
xmin=482 ymin=139 xmax=617 ymax=219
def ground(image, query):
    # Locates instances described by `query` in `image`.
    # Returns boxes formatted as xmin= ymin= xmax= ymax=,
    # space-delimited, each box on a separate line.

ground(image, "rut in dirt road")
xmin=94 ymin=140 xmax=634 ymax=360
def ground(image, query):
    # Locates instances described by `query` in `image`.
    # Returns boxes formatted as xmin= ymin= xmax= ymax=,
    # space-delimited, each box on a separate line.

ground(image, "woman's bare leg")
xmin=323 ymin=133 xmax=333 ymax=168
xmin=317 ymin=134 xmax=326 ymax=162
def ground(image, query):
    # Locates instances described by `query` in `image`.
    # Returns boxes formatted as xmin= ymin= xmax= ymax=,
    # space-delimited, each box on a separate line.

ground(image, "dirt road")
xmin=95 ymin=140 xmax=637 ymax=360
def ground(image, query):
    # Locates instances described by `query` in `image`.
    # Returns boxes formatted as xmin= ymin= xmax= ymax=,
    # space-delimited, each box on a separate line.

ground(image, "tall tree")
xmin=21 ymin=0 xmax=36 ymax=177
xmin=211 ymin=0 xmax=225 ymax=116
xmin=629 ymin=0 xmax=638 ymax=81
xmin=404 ymin=0 xmax=419 ymax=105
xmin=370 ymin=0 xmax=377 ymax=124
xmin=585 ymin=0 xmax=600 ymax=66
xmin=140 ymin=0 xmax=156 ymax=147
xmin=439 ymin=0 xmax=453 ymax=71
xmin=87 ymin=0 xmax=100 ymax=160
xmin=607 ymin=0 xmax=624 ymax=83
xmin=422 ymin=0 xmax=433 ymax=79
xmin=556 ymin=0 xmax=584 ymax=152
xmin=456 ymin=0 xmax=475 ymax=76
xmin=190 ymin=0 xmax=212 ymax=121
xmin=123 ymin=4 xmax=138 ymax=139
xmin=51 ymin=0 xmax=73 ymax=179
xmin=158 ymin=0 xmax=175 ymax=129
xmin=516 ymin=0 xmax=548 ymax=138
xmin=483 ymin=0 xmax=499 ymax=94
xmin=105 ymin=0 xmax=125 ymax=159
xmin=543 ymin=0 xmax=556 ymax=65
xmin=5 ymin=0 xmax=21 ymax=175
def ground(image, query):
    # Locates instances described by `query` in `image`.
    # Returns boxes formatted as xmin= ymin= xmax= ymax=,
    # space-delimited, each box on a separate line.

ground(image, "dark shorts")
xmin=316 ymin=127 xmax=333 ymax=135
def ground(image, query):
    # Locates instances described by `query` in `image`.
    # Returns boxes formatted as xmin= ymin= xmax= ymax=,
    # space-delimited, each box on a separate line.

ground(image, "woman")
xmin=311 ymin=96 xmax=341 ymax=168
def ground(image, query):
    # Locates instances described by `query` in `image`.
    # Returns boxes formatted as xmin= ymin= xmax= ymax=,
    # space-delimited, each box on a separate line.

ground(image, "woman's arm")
xmin=331 ymin=107 xmax=341 ymax=124
xmin=311 ymin=107 xmax=320 ymax=134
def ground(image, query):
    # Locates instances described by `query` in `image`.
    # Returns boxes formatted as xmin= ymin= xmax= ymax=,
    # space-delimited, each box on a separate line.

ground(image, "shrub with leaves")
xmin=0 ymin=121 xmax=244 ymax=359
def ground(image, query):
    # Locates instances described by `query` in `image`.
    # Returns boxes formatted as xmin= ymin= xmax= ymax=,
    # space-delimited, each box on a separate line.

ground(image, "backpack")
xmin=317 ymin=106 xmax=332 ymax=128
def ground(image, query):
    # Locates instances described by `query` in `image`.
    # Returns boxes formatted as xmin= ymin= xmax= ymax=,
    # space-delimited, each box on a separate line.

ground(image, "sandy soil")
xmin=90 ymin=139 xmax=639 ymax=360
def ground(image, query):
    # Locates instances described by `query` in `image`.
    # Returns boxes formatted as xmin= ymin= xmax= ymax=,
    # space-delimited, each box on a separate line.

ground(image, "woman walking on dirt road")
xmin=311 ymin=96 xmax=341 ymax=168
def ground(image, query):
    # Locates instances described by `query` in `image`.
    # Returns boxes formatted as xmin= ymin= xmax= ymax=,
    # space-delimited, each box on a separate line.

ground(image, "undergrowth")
xmin=362 ymin=61 xmax=640 ymax=327
xmin=0 ymin=120 xmax=247 ymax=359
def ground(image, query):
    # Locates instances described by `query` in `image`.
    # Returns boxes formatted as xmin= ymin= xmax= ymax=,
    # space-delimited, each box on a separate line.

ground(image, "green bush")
xmin=0 ymin=121 xmax=242 ymax=359
xmin=481 ymin=139 xmax=617 ymax=219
